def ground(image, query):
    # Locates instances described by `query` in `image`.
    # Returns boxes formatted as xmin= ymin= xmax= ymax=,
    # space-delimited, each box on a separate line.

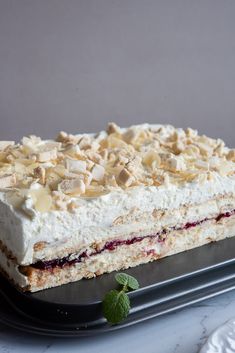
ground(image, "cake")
xmin=0 ymin=123 xmax=235 ymax=292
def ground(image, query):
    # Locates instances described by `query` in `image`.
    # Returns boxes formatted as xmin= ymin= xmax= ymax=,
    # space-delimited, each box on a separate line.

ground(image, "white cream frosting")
xmin=0 ymin=172 xmax=235 ymax=265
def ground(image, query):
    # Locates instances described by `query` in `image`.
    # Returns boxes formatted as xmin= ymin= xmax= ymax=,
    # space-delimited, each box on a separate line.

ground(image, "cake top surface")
xmin=0 ymin=123 xmax=234 ymax=215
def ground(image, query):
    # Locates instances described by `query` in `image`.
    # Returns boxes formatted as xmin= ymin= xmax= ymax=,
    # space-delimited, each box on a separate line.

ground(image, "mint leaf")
xmin=115 ymin=273 xmax=139 ymax=291
xmin=102 ymin=273 xmax=139 ymax=324
xmin=102 ymin=289 xmax=130 ymax=324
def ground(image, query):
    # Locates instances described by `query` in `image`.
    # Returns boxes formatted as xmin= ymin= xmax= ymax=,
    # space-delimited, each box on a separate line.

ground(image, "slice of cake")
xmin=0 ymin=123 xmax=235 ymax=292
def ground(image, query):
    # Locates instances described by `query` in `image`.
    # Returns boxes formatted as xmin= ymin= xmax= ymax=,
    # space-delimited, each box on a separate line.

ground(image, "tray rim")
xmin=1 ymin=274 xmax=235 ymax=337
xmin=2 ymin=237 xmax=235 ymax=336
xmin=1 ymin=260 xmax=235 ymax=336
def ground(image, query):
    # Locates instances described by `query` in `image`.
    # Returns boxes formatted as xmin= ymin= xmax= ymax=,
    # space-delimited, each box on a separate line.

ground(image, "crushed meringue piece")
xmin=0 ymin=174 xmax=16 ymax=188
xmin=118 ymin=168 xmax=134 ymax=187
xmin=58 ymin=178 xmax=86 ymax=195
xmin=21 ymin=197 xmax=37 ymax=218
xmin=65 ymin=159 xmax=86 ymax=173
xmin=37 ymin=149 xmax=57 ymax=162
xmin=91 ymin=164 xmax=105 ymax=181
xmin=165 ymin=156 xmax=186 ymax=172
xmin=22 ymin=135 xmax=42 ymax=151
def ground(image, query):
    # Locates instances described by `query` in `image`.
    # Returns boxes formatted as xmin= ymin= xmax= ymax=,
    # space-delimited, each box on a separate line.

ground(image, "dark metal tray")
xmin=1 ymin=237 xmax=235 ymax=336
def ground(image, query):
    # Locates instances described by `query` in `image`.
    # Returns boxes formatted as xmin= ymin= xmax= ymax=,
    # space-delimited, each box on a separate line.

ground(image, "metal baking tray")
xmin=1 ymin=236 xmax=235 ymax=336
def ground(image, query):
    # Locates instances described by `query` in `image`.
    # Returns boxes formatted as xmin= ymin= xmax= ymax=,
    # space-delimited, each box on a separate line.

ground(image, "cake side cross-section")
xmin=0 ymin=123 xmax=235 ymax=291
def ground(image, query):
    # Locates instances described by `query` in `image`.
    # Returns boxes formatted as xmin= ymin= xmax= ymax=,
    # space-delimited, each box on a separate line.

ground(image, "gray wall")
xmin=0 ymin=0 xmax=235 ymax=145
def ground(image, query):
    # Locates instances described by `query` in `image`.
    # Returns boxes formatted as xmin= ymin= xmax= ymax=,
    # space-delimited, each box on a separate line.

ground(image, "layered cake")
xmin=0 ymin=123 xmax=235 ymax=292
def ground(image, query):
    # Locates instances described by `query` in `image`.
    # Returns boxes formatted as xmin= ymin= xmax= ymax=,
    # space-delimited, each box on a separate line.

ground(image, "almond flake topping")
xmin=0 ymin=122 xmax=234 ymax=213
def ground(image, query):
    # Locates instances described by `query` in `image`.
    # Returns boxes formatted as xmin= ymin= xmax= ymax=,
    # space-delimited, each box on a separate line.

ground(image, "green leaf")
xmin=115 ymin=273 xmax=139 ymax=291
xmin=102 ymin=289 xmax=130 ymax=324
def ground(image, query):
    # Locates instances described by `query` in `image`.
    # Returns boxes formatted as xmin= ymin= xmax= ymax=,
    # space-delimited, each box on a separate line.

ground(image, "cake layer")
xmin=1 ymin=210 xmax=235 ymax=292
xmin=0 ymin=187 xmax=235 ymax=265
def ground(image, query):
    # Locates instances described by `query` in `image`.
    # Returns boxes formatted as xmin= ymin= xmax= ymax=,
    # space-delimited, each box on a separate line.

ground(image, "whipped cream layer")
xmin=0 ymin=172 xmax=235 ymax=265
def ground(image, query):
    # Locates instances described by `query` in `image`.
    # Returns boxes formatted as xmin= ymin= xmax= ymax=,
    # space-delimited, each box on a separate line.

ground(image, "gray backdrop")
xmin=0 ymin=0 xmax=235 ymax=145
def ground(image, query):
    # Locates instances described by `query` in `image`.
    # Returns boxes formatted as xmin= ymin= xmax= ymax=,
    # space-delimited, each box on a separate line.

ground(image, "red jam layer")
xmin=32 ymin=209 xmax=235 ymax=271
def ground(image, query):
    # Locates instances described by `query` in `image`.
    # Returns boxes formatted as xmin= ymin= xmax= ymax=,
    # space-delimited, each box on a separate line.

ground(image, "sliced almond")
xmin=195 ymin=142 xmax=213 ymax=157
xmin=5 ymin=154 xmax=14 ymax=163
xmin=227 ymin=150 xmax=235 ymax=161
xmin=34 ymin=194 xmax=53 ymax=212
xmin=43 ymin=141 xmax=61 ymax=150
xmin=107 ymin=122 xmax=121 ymax=135
xmin=172 ymin=140 xmax=185 ymax=154
xmin=159 ymin=153 xmax=173 ymax=163
xmin=143 ymin=150 xmax=161 ymax=168
xmin=113 ymin=155 xmax=129 ymax=167
xmin=122 ymin=128 xmax=140 ymax=144
xmin=185 ymin=127 xmax=198 ymax=138
xmin=84 ymin=185 xmax=108 ymax=198
xmin=86 ymin=159 xmax=95 ymax=170
xmin=33 ymin=166 xmax=46 ymax=184
xmin=67 ymin=200 xmax=78 ymax=212
xmin=56 ymin=131 xmax=67 ymax=142
xmin=78 ymin=136 xmax=92 ymax=150
xmin=100 ymin=149 xmax=108 ymax=160
xmin=87 ymin=151 xmax=104 ymax=165
xmin=83 ymin=171 xmax=93 ymax=186
xmin=56 ymin=131 xmax=80 ymax=145
xmin=107 ymin=136 xmax=127 ymax=148
xmin=209 ymin=157 xmax=221 ymax=169
xmin=194 ymin=160 xmax=209 ymax=170
xmin=183 ymin=145 xmax=200 ymax=156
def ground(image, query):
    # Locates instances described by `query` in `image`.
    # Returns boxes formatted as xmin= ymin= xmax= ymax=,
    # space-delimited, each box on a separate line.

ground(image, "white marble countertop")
xmin=1 ymin=290 xmax=235 ymax=353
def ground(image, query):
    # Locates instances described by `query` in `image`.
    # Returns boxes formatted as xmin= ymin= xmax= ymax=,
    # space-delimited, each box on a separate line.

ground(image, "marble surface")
xmin=1 ymin=291 xmax=235 ymax=353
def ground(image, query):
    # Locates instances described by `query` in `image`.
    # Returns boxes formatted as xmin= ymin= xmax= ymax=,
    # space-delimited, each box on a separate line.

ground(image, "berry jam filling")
xmin=32 ymin=209 xmax=235 ymax=271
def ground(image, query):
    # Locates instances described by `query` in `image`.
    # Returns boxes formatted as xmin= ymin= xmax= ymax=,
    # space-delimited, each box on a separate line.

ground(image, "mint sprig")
xmin=102 ymin=273 xmax=139 ymax=324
